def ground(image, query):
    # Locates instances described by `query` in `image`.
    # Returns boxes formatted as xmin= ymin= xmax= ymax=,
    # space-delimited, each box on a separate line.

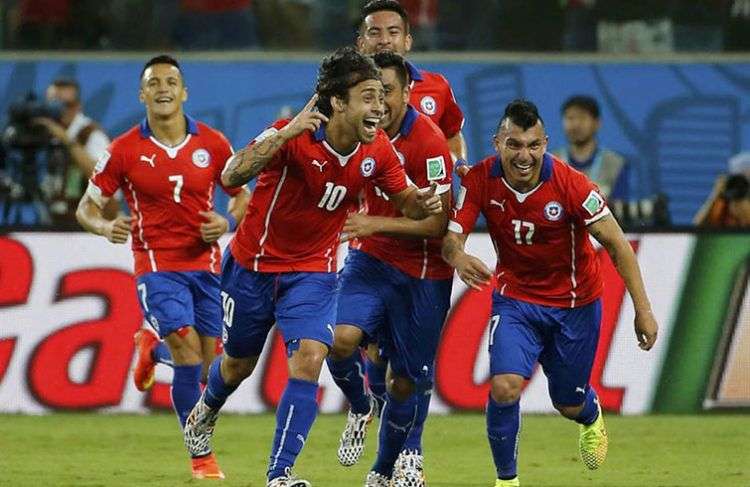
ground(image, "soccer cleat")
xmin=579 ymin=401 xmax=608 ymax=470
xmin=391 ymin=450 xmax=426 ymax=487
xmin=364 ymin=471 xmax=391 ymax=487
xmin=267 ymin=467 xmax=311 ymax=487
xmin=337 ymin=395 xmax=379 ymax=466
xmin=494 ymin=478 xmax=520 ymax=487
xmin=133 ymin=328 xmax=159 ymax=391
xmin=191 ymin=452 xmax=225 ymax=480
xmin=184 ymin=393 xmax=220 ymax=458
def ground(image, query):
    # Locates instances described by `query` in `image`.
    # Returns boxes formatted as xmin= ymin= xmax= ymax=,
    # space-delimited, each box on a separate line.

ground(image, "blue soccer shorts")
xmin=135 ymin=270 xmax=222 ymax=339
xmin=336 ymin=249 xmax=452 ymax=391
xmin=488 ymin=292 xmax=602 ymax=406
xmin=220 ymin=251 xmax=337 ymax=359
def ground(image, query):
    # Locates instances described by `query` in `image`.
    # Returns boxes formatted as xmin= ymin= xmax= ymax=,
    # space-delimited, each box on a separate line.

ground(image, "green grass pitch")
xmin=1 ymin=413 xmax=748 ymax=486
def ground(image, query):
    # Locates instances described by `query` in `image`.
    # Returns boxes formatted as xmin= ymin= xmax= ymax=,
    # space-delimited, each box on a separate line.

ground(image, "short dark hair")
xmin=497 ymin=99 xmax=544 ymax=133
xmin=140 ymin=54 xmax=182 ymax=82
xmin=360 ymin=0 xmax=410 ymax=32
xmin=561 ymin=95 xmax=600 ymax=119
xmin=315 ymin=46 xmax=381 ymax=117
xmin=50 ymin=77 xmax=81 ymax=101
xmin=371 ymin=51 xmax=409 ymax=89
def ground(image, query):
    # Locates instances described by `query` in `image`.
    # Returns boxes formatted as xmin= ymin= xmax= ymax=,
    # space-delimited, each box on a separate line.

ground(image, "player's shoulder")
xmin=419 ymin=69 xmax=451 ymax=88
xmin=410 ymin=109 xmax=447 ymax=141
xmin=195 ymin=121 xmax=229 ymax=142
xmin=109 ymin=125 xmax=142 ymax=154
xmin=463 ymin=155 xmax=496 ymax=185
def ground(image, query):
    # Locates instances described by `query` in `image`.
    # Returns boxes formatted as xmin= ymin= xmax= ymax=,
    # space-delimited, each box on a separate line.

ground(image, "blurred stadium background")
xmin=0 ymin=1 xmax=748 ymax=486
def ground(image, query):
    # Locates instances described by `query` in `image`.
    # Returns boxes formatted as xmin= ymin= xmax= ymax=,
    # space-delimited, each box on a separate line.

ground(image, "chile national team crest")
xmin=420 ymin=96 xmax=437 ymax=115
xmin=361 ymin=157 xmax=376 ymax=177
xmin=544 ymin=201 xmax=563 ymax=221
xmin=192 ymin=148 xmax=211 ymax=168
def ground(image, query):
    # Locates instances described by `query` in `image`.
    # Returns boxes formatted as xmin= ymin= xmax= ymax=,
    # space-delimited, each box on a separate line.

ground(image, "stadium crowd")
xmin=1 ymin=0 xmax=750 ymax=52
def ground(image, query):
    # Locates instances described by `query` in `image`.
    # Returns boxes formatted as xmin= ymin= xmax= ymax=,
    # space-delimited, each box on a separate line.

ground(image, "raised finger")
xmin=301 ymin=94 xmax=319 ymax=113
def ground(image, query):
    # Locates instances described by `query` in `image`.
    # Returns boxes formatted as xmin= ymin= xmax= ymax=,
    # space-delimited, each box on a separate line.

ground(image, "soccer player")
xmin=442 ymin=100 xmax=659 ymax=487
xmin=75 ymin=55 xmax=250 ymax=480
xmin=355 ymin=0 xmax=468 ymax=459
xmin=358 ymin=0 xmax=468 ymax=169
xmin=327 ymin=51 xmax=453 ymax=487
xmin=182 ymin=47 xmax=442 ymax=487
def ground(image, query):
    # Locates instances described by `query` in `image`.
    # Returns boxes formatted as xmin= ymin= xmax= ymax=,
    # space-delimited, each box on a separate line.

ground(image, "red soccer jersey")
xmin=449 ymin=154 xmax=610 ymax=308
xmin=89 ymin=116 xmax=241 ymax=277
xmin=407 ymin=61 xmax=464 ymax=140
xmin=357 ymin=105 xmax=454 ymax=280
xmin=230 ymin=120 xmax=409 ymax=273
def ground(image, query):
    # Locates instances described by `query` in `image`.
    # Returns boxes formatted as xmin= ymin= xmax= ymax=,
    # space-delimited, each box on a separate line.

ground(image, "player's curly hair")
xmin=497 ymin=99 xmax=545 ymax=133
xmin=372 ymin=51 xmax=409 ymax=89
xmin=315 ymin=46 xmax=381 ymax=117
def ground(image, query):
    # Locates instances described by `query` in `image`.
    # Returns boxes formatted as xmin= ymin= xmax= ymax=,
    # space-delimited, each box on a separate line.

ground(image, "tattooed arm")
xmin=221 ymin=94 xmax=329 ymax=188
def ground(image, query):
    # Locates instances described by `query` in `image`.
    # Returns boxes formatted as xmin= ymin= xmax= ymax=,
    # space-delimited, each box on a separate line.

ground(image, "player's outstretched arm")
xmin=442 ymin=230 xmax=492 ymax=290
xmin=588 ymin=215 xmax=658 ymax=350
xmin=341 ymin=189 xmax=449 ymax=242
xmin=389 ymin=182 xmax=444 ymax=221
xmin=221 ymin=95 xmax=328 ymax=188
xmin=76 ymin=192 xmax=132 ymax=244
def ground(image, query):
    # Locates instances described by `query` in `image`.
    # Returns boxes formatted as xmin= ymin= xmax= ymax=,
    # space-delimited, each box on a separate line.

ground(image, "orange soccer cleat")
xmin=133 ymin=328 xmax=159 ymax=391
xmin=191 ymin=452 xmax=226 ymax=480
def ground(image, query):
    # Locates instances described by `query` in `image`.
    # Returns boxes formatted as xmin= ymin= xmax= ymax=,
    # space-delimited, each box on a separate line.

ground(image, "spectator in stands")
xmin=173 ymin=0 xmax=259 ymax=50
xmin=694 ymin=151 xmax=750 ymax=228
xmin=33 ymin=77 xmax=117 ymax=222
xmin=553 ymin=95 xmax=630 ymax=198
xmin=561 ymin=0 xmax=597 ymax=51
xmin=6 ymin=0 xmax=71 ymax=49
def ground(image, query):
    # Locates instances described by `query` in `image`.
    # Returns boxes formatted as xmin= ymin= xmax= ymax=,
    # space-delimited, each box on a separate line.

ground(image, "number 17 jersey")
xmin=449 ymin=154 xmax=610 ymax=308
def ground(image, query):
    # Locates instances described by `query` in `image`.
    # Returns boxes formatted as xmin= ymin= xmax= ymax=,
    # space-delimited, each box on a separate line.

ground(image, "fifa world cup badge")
xmin=426 ymin=156 xmax=446 ymax=181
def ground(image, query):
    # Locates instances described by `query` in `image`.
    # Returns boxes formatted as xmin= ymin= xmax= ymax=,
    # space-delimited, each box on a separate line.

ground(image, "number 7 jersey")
xmin=449 ymin=154 xmax=610 ymax=308
xmin=230 ymin=120 xmax=409 ymax=274
xmin=88 ymin=116 xmax=242 ymax=277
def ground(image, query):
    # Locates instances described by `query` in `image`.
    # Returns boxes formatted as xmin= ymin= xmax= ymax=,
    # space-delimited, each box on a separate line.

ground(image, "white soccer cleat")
xmin=184 ymin=393 xmax=220 ymax=458
xmin=391 ymin=449 xmax=426 ymax=487
xmin=364 ymin=470 xmax=391 ymax=487
xmin=267 ymin=467 xmax=311 ymax=487
xmin=338 ymin=395 xmax=379 ymax=466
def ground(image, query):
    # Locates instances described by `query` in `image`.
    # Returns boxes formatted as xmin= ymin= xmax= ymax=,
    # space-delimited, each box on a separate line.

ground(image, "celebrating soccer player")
xmin=76 ymin=55 xmax=250 ymax=480
xmin=442 ymin=100 xmax=659 ymax=487
xmin=358 ymin=0 xmax=468 ymax=172
xmin=326 ymin=51 xmax=453 ymax=487
xmin=182 ymin=47 xmax=441 ymax=487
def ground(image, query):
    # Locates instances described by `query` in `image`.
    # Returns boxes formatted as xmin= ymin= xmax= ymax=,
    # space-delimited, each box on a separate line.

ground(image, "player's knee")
xmin=221 ymin=355 xmax=255 ymax=385
xmin=165 ymin=329 xmax=202 ymax=366
xmin=554 ymin=403 xmax=584 ymax=419
xmin=289 ymin=340 xmax=328 ymax=381
xmin=330 ymin=325 xmax=362 ymax=360
xmin=387 ymin=375 xmax=415 ymax=401
xmin=490 ymin=374 xmax=524 ymax=403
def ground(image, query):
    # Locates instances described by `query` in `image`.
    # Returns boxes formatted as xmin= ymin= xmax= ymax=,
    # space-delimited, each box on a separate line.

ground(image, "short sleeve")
xmin=448 ymin=168 xmax=482 ymax=234
xmin=438 ymin=79 xmax=464 ymax=139
xmin=409 ymin=131 xmax=453 ymax=196
xmin=83 ymin=129 xmax=110 ymax=162
xmin=88 ymin=145 xmax=123 ymax=207
xmin=372 ymin=143 xmax=408 ymax=196
xmin=568 ymin=171 xmax=611 ymax=226
xmin=213 ymin=131 xmax=242 ymax=197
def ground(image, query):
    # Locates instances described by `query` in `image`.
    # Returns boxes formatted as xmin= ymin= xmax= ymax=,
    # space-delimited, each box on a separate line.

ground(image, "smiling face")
xmin=494 ymin=118 xmax=548 ymax=192
xmin=358 ymin=10 xmax=412 ymax=55
xmin=139 ymin=63 xmax=187 ymax=120
xmin=378 ymin=66 xmax=409 ymax=135
xmin=334 ymin=78 xmax=385 ymax=144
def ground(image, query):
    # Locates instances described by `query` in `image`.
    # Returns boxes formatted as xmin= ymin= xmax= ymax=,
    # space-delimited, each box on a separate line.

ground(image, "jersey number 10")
xmin=318 ymin=182 xmax=347 ymax=211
